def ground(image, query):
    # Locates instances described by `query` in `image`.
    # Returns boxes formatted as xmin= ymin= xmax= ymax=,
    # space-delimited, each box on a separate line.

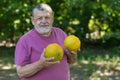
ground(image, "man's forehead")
xmin=34 ymin=9 xmax=52 ymax=15
xmin=33 ymin=10 xmax=52 ymax=17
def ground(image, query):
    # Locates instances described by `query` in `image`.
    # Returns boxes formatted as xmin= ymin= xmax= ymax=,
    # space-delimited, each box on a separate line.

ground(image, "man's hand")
xmin=67 ymin=49 xmax=80 ymax=64
xmin=39 ymin=49 xmax=60 ymax=68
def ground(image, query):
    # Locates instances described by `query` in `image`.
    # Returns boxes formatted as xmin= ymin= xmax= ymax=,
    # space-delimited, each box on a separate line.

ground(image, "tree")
xmin=0 ymin=0 xmax=120 ymax=45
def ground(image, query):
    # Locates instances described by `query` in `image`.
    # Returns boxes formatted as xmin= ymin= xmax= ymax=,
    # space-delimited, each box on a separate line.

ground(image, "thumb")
xmin=41 ymin=48 xmax=46 ymax=57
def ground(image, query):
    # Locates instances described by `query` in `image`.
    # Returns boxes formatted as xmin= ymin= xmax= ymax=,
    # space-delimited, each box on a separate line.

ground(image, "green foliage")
xmin=102 ymin=32 xmax=120 ymax=46
xmin=0 ymin=0 xmax=120 ymax=46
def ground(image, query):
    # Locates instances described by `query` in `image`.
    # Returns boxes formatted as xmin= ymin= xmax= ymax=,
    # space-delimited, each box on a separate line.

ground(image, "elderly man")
xmin=15 ymin=4 xmax=77 ymax=80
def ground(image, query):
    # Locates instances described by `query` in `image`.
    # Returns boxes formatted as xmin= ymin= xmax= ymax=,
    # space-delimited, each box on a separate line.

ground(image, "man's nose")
xmin=41 ymin=17 xmax=46 ymax=23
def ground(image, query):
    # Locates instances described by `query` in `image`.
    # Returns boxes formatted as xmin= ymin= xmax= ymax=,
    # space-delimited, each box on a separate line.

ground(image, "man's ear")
xmin=52 ymin=15 xmax=54 ymax=20
xmin=31 ymin=16 xmax=35 ymax=25
xmin=51 ymin=14 xmax=54 ymax=23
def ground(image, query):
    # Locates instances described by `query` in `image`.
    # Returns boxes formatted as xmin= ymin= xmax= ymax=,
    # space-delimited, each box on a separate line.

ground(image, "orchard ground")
xmin=0 ymin=43 xmax=120 ymax=80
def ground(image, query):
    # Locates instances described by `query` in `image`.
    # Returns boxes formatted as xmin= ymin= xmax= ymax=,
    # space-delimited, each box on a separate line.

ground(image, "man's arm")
xmin=16 ymin=50 xmax=60 ymax=78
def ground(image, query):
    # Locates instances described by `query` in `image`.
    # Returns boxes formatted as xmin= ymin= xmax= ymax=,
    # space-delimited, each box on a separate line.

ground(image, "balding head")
xmin=32 ymin=4 xmax=54 ymax=17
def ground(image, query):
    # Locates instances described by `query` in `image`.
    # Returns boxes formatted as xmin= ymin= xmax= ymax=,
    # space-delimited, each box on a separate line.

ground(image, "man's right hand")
xmin=38 ymin=48 xmax=60 ymax=68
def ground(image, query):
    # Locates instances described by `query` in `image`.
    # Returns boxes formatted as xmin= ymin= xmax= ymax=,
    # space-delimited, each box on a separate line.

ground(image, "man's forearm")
xmin=17 ymin=60 xmax=44 ymax=78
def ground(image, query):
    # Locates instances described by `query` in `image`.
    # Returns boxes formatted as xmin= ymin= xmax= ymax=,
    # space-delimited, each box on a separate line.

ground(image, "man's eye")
xmin=45 ymin=17 xmax=50 ymax=19
xmin=38 ymin=18 xmax=42 ymax=20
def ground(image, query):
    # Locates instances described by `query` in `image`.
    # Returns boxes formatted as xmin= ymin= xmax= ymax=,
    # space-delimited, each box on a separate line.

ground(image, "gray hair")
xmin=32 ymin=4 xmax=54 ymax=16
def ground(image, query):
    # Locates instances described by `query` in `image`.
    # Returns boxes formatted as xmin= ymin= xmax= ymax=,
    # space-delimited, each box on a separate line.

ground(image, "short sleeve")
xmin=14 ymin=37 xmax=30 ymax=66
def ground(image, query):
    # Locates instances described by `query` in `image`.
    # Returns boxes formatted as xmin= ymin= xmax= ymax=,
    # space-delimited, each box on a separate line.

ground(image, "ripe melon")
xmin=64 ymin=35 xmax=81 ymax=51
xmin=45 ymin=43 xmax=64 ymax=61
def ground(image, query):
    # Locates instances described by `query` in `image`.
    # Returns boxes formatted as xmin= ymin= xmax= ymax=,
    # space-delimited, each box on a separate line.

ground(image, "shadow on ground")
xmin=70 ymin=61 xmax=120 ymax=80
xmin=0 ymin=69 xmax=19 ymax=80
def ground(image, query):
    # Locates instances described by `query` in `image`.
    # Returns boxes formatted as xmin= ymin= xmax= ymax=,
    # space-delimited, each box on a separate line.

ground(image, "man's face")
xmin=32 ymin=9 xmax=54 ymax=35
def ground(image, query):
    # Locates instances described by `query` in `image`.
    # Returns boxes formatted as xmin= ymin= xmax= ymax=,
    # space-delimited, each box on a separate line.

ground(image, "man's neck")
xmin=42 ymin=30 xmax=52 ymax=37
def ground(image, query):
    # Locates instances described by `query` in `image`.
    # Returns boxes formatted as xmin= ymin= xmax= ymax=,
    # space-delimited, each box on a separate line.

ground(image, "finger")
xmin=53 ymin=61 xmax=60 ymax=64
xmin=41 ymin=48 xmax=45 ymax=57
xmin=45 ymin=57 xmax=54 ymax=62
xmin=47 ymin=61 xmax=60 ymax=64
xmin=78 ymin=48 xmax=80 ymax=52
xmin=71 ymin=51 xmax=77 ymax=54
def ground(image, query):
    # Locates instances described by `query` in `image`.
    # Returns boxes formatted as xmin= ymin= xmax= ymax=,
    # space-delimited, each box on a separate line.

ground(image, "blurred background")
xmin=0 ymin=0 xmax=120 ymax=80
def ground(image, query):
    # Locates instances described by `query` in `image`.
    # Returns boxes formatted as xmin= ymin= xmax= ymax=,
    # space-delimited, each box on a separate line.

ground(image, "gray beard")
xmin=35 ymin=26 xmax=52 ymax=34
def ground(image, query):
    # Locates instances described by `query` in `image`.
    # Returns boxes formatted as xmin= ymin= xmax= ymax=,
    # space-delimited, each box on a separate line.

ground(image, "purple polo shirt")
xmin=15 ymin=27 xmax=70 ymax=80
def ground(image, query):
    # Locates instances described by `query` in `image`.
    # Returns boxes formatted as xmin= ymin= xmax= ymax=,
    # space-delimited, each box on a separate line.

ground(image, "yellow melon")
xmin=45 ymin=43 xmax=64 ymax=61
xmin=64 ymin=35 xmax=81 ymax=52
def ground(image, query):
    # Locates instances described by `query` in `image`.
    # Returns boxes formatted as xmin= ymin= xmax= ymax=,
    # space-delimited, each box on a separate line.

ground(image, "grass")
xmin=0 ymin=46 xmax=19 ymax=80
xmin=70 ymin=45 xmax=120 ymax=80
xmin=0 ymin=45 xmax=120 ymax=80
